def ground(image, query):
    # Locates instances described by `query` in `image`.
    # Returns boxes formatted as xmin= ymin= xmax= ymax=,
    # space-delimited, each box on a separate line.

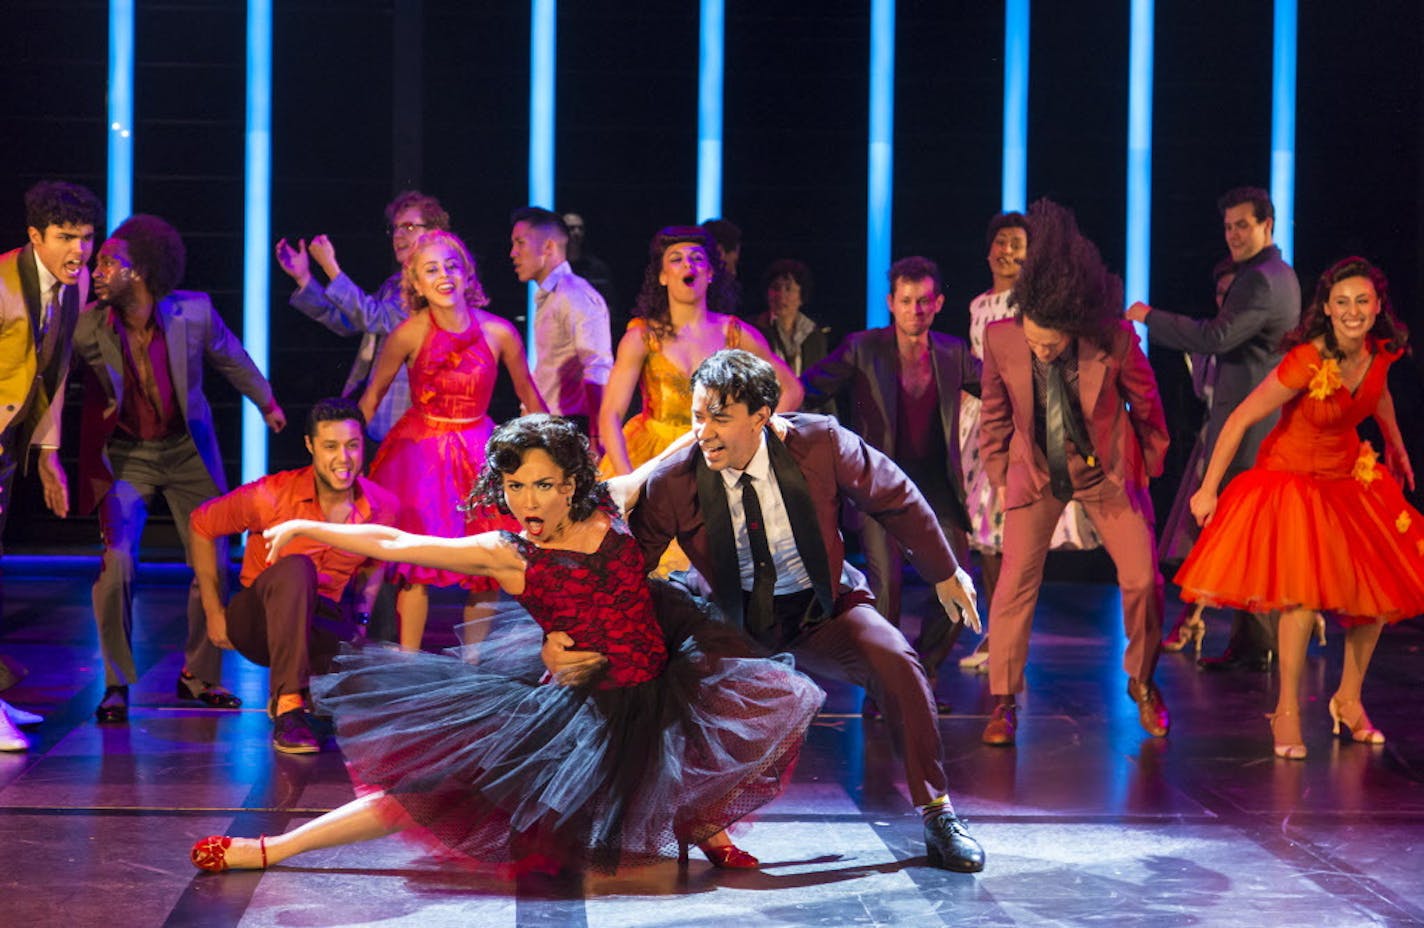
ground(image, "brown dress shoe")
xmin=981 ymin=702 xmax=1017 ymax=745
xmin=1127 ymin=678 xmax=1170 ymax=737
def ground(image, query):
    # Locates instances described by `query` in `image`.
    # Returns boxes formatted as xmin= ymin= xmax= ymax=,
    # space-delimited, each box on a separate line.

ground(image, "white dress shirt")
xmin=533 ymin=261 xmax=613 ymax=417
xmin=719 ymin=434 xmax=813 ymax=594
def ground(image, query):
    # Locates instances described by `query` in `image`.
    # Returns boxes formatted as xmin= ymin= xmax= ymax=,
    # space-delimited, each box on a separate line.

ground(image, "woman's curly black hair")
xmin=631 ymin=225 xmax=738 ymax=337
xmin=1285 ymin=256 xmax=1408 ymax=358
xmin=467 ymin=414 xmax=611 ymax=522
xmin=1008 ymin=198 xmax=1123 ymax=348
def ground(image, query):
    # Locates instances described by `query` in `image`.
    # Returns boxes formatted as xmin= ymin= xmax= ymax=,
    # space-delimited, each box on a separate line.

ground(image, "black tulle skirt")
xmin=310 ymin=580 xmax=824 ymax=873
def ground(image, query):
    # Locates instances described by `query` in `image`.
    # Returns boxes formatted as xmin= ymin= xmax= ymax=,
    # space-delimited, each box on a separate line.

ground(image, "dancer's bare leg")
xmin=459 ymin=589 xmax=502 ymax=650
xmin=1271 ymin=608 xmax=1315 ymax=746
xmin=217 ymin=792 xmax=411 ymax=868
xmin=1332 ymin=618 xmax=1386 ymax=735
xmin=397 ymin=584 xmax=429 ymax=651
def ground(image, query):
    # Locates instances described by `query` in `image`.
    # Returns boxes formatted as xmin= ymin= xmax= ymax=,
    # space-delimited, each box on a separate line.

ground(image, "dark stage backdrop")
xmin=1 ymin=0 xmax=1420 ymax=550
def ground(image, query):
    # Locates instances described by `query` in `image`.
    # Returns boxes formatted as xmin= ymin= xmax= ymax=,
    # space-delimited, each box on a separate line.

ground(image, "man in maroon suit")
xmin=615 ymin=348 xmax=986 ymax=873
xmin=978 ymin=200 xmax=1171 ymax=746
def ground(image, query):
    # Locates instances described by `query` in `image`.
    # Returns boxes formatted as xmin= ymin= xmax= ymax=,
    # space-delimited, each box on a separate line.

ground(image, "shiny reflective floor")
xmin=2 ymin=554 xmax=1423 ymax=927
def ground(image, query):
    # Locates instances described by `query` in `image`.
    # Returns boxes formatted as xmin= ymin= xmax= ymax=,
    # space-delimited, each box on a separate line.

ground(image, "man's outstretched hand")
xmin=934 ymin=566 xmax=982 ymax=635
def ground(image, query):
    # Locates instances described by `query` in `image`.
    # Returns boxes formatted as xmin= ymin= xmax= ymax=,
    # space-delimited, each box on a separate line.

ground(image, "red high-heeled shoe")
xmin=677 ymin=840 xmax=759 ymax=869
xmin=191 ymin=835 xmax=267 ymax=871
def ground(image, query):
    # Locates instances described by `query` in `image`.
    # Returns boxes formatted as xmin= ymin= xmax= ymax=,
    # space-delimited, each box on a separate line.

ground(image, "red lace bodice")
xmin=504 ymin=522 xmax=669 ymax=688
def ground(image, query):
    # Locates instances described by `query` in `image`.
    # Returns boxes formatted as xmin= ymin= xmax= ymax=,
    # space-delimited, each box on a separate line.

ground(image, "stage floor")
xmin=2 ymin=554 xmax=1422 ymax=928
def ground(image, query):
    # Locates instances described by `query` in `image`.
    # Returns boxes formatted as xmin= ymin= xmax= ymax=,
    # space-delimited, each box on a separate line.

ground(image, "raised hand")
xmin=275 ymin=238 xmax=311 ymax=287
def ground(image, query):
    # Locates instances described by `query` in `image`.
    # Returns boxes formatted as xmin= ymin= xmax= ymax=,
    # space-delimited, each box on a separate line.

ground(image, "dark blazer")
xmin=630 ymin=413 xmax=957 ymax=633
xmin=72 ymin=291 xmax=275 ymax=514
xmin=800 ymin=326 xmax=981 ymax=525
xmin=980 ymin=318 xmax=1169 ymax=512
xmin=0 ymin=243 xmax=86 ymax=462
xmin=1144 ymin=244 xmax=1299 ymax=478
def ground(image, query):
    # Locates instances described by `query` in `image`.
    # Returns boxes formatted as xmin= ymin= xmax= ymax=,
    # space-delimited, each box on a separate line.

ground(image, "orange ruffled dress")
xmin=1175 ymin=342 xmax=1424 ymax=625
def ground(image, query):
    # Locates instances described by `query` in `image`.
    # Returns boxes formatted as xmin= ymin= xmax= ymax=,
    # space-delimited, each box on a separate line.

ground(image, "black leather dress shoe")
xmin=1197 ymin=647 xmax=1273 ymax=673
xmin=272 ymin=708 xmax=321 ymax=754
xmin=924 ymin=811 xmax=985 ymax=872
xmin=95 ymin=686 xmax=129 ymax=724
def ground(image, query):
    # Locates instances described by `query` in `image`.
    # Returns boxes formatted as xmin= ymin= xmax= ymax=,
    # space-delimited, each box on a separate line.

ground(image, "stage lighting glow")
xmin=242 ymin=0 xmax=273 ymax=483
xmin=1271 ymin=0 xmax=1297 ymax=265
xmin=107 ymin=0 xmax=134 ymax=233
xmin=1126 ymin=0 xmax=1153 ymax=347
xmin=697 ymin=0 xmax=725 ymax=223
xmin=866 ymin=0 xmax=894 ymax=328
xmin=1002 ymin=0 xmax=1029 ymax=213
xmin=528 ymin=0 xmax=557 ymax=361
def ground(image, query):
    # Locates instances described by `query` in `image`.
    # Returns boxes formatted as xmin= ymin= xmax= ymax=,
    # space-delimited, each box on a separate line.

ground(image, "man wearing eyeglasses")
xmin=276 ymin=191 xmax=451 ymax=441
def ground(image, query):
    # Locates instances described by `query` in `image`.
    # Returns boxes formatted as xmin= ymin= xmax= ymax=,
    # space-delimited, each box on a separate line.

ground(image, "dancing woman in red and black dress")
xmin=191 ymin=415 xmax=823 ymax=874
xmin=1175 ymin=257 xmax=1424 ymax=759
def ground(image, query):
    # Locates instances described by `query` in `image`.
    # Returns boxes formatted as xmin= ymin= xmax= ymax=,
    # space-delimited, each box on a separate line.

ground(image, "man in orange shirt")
xmin=190 ymin=397 xmax=399 ymax=753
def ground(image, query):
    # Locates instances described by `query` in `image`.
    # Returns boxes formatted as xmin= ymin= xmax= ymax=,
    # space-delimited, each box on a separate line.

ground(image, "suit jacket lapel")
xmin=158 ymin=298 xmax=191 ymax=418
xmin=17 ymin=244 xmax=42 ymax=337
xmin=695 ymin=455 xmax=745 ymax=630
xmin=869 ymin=328 xmax=898 ymax=434
xmin=766 ymin=431 xmax=835 ymax=618
xmin=1077 ymin=337 xmax=1106 ymax=422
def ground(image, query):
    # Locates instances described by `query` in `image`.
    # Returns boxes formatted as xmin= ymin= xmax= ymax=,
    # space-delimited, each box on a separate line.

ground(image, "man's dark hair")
xmin=110 ymin=214 xmax=186 ymax=299
xmin=384 ymin=190 xmax=450 ymax=231
xmin=25 ymin=181 xmax=103 ymax=232
xmin=1009 ymin=198 xmax=1123 ymax=349
xmin=306 ymin=396 xmax=366 ymax=438
xmin=985 ymin=211 xmax=1030 ymax=249
xmin=1217 ymin=186 xmax=1274 ymax=224
xmin=762 ymin=258 xmax=814 ymax=305
xmin=690 ymin=349 xmax=780 ymax=415
xmin=888 ymin=255 xmax=942 ymax=296
xmin=510 ymin=206 xmax=569 ymax=243
xmin=701 ymin=218 xmax=742 ymax=253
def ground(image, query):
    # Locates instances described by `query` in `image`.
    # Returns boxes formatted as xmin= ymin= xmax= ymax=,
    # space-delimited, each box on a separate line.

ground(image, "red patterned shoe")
xmin=191 ymin=835 xmax=267 ymax=871
xmin=678 ymin=840 xmax=759 ymax=869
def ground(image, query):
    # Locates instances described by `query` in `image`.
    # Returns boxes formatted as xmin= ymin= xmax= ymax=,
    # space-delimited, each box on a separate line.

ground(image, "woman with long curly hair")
xmin=359 ymin=230 xmax=546 ymax=650
xmin=189 ymin=415 xmax=823 ymax=876
xmin=1175 ymin=256 xmax=1423 ymax=759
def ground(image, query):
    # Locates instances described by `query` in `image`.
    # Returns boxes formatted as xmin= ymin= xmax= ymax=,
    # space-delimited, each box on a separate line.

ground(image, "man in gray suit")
xmin=802 ymin=256 xmax=981 ymax=681
xmin=74 ymin=215 xmax=286 ymax=723
xmin=1127 ymin=186 xmax=1300 ymax=669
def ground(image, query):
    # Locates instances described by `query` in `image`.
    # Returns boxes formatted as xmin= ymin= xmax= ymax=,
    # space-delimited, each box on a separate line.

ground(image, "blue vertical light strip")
xmin=106 ymin=0 xmax=135 ymax=234
xmin=1270 ymin=0 xmax=1297 ymax=265
xmin=527 ymin=0 xmax=557 ymax=362
xmin=241 ymin=0 xmax=273 ymax=483
xmin=696 ymin=0 xmax=725 ymax=222
xmin=866 ymin=0 xmax=894 ymax=328
xmin=1001 ymin=0 xmax=1029 ymax=213
xmin=1125 ymin=0 xmax=1153 ymax=346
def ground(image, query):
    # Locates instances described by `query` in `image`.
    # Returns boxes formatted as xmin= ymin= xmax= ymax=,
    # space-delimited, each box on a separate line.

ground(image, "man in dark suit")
xmin=0 ymin=180 xmax=101 ymax=745
xmin=803 ymin=256 xmax=981 ymax=677
xmin=618 ymin=349 xmax=985 ymax=872
xmin=73 ymin=214 xmax=286 ymax=723
xmin=980 ymin=199 xmax=1171 ymax=746
xmin=1127 ymin=186 xmax=1300 ymax=670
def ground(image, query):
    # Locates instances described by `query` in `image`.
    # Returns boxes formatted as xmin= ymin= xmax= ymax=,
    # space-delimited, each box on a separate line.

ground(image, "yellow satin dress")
xmin=605 ymin=317 xmax=745 ymax=574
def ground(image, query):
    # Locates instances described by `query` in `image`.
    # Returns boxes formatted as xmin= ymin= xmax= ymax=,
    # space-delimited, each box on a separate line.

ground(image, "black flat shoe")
xmin=95 ymin=686 xmax=129 ymax=724
xmin=176 ymin=670 xmax=242 ymax=709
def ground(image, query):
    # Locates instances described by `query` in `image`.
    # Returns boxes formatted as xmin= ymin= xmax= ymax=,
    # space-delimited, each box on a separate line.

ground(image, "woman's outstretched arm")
xmin=264 ymin=520 xmax=523 ymax=583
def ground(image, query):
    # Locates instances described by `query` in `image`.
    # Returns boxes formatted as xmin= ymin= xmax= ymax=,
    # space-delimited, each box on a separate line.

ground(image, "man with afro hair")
xmin=73 ymin=214 xmax=286 ymax=725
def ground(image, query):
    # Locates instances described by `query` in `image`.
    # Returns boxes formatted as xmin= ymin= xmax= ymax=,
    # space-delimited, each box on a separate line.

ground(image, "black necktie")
xmin=1045 ymin=361 xmax=1074 ymax=502
xmin=739 ymin=473 xmax=777 ymax=638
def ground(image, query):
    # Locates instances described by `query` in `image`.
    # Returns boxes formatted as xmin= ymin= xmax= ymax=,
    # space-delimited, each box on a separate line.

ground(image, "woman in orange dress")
xmin=1175 ymin=257 xmax=1423 ymax=759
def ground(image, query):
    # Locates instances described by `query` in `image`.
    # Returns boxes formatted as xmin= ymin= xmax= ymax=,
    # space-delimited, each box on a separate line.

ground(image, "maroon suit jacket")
xmin=630 ymin=413 xmax=957 ymax=632
xmin=979 ymin=317 xmax=1169 ymax=511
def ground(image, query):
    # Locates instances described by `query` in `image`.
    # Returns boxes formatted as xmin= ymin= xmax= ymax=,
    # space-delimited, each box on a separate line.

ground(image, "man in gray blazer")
xmin=74 ymin=215 xmax=286 ymax=723
xmin=802 ymin=257 xmax=981 ymax=679
xmin=1127 ymin=186 xmax=1300 ymax=669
